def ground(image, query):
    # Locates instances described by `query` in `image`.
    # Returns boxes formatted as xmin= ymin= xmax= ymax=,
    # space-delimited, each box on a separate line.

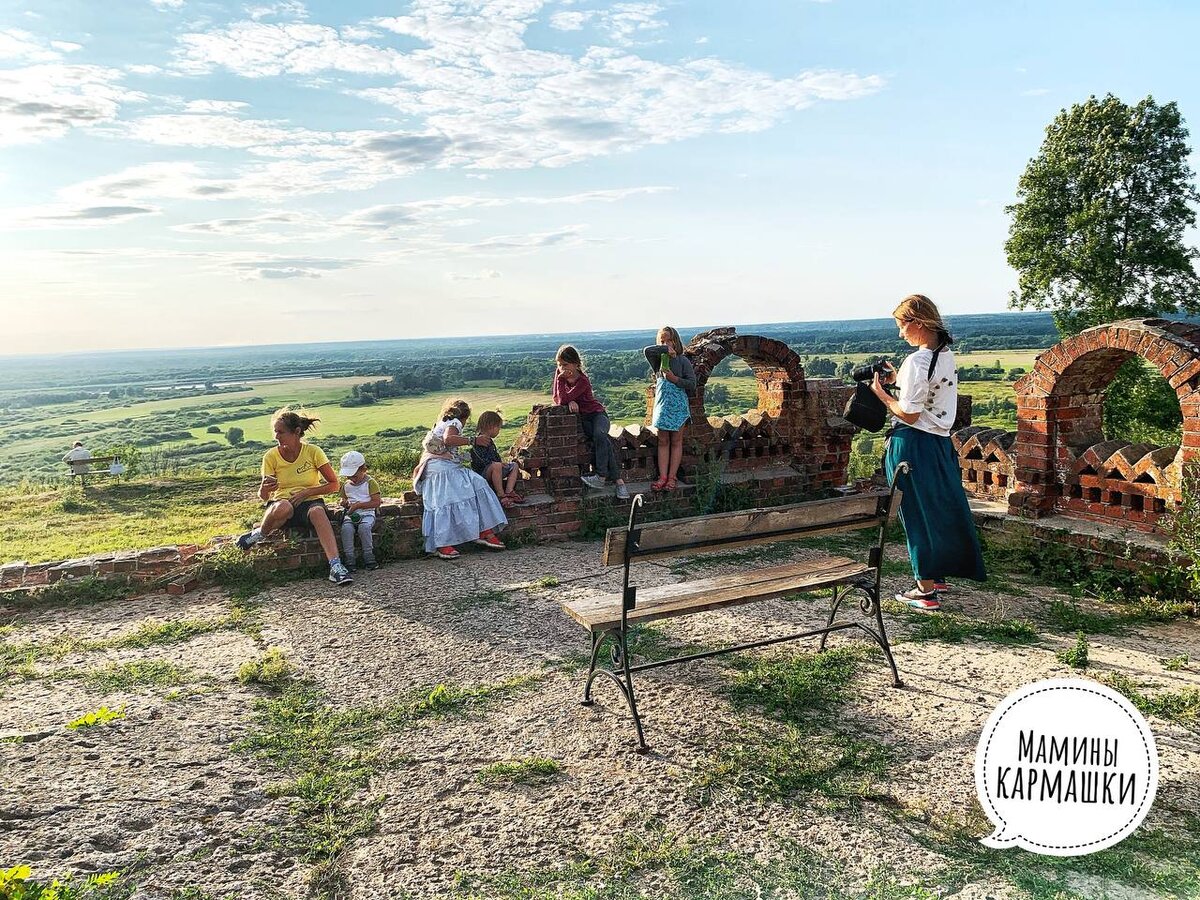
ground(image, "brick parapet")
xmin=1005 ymin=317 xmax=1199 ymax=532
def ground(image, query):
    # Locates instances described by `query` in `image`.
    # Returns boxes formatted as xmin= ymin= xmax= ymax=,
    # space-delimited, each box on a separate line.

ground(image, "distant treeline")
xmin=0 ymin=312 xmax=1064 ymax=395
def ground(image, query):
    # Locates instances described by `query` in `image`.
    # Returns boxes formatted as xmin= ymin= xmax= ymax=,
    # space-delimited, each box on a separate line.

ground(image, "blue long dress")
xmin=414 ymin=458 xmax=507 ymax=552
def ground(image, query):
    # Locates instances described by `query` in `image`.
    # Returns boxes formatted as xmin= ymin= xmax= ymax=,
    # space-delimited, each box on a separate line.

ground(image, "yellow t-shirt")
xmin=262 ymin=443 xmax=330 ymax=501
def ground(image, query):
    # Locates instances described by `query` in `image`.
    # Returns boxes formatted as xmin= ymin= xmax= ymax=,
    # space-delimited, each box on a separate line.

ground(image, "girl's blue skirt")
xmin=414 ymin=458 xmax=507 ymax=552
xmin=652 ymin=376 xmax=690 ymax=431
xmin=884 ymin=425 xmax=986 ymax=582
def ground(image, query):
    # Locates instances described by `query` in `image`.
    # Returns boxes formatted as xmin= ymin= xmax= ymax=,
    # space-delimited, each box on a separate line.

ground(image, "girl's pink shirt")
xmin=553 ymin=372 xmax=606 ymax=414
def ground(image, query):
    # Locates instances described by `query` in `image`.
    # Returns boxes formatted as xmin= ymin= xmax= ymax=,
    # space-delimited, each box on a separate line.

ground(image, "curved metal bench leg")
xmin=581 ymin=631 xmax=604 ymax=705
xmin=818 ymin=585 xmax=845 ymax=651
xmin=579 ymin=627 xmax=649 ymax=753
xmin=871 ymin=588 xmax=903 ymax=687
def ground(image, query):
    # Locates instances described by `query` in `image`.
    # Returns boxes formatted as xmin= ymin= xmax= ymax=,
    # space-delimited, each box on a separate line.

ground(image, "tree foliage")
xmin=1006 ymin=94 xmax=1200 ymax=336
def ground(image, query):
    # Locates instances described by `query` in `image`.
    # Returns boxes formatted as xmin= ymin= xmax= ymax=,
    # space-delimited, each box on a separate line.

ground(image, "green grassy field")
xmin=2 ymin=377 xmax=554 ymax=482
xmin=0 ymin=477 xmax=265 ymax=563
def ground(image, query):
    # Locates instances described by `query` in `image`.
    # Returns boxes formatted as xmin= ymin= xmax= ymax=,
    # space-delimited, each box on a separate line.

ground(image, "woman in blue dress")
xmin=644 ymin=326 xmax=696 ymax=491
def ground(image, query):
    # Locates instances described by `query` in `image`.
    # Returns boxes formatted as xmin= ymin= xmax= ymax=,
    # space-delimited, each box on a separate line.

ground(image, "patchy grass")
xmin=727 ymin=646 xmax=865 ymax=720
xmin=391 ymin=674 xmax=546 ymax=726
xmin=477 ymin=757 xmax=563 ymax=785
xmin=531 ymin=576 xmax=559 ymax=589
xmin=1162 ymin=653 xmax=1190 ymax=671
xmin=238 ymin=672 xmax=548 ymax=895
xmin=1101 ymin=672 xmax=1200 ymax=731
xmin=882 ymin=601 xmax=1040 ymax=645
xmin=5 ymin=576 xmax=135 ymax=613
xmin=453 ymin=822 xmax=942 ymax=900
xmin=902 ymin=800 xmax=1200 ymax=899
xmin=238 ymin=647 xmax=293 ymax=690
xmin=74 ymin=659 xmax=192 ymax=691
xmin=66 ymin=705 xmax=126 ymax=730
xmin=1 ymin=614 xmax=246 ymax=683
xmin=0 ymin=867 xmax=131 ymax=899
xmin=1056 ymin=631 xmax=1090 ymax=669
xmin=236 ymin=680 xmax=383 ymax=897
xmin=694 ymin=647 xmax=896 ymax=808
xmin=693 ymin=721 xmax=894 ymax=808
xmin=450 ymin=588 xmax=517 ymax=613
xmin=1043 ymin=599 xmax=1131 ymax=635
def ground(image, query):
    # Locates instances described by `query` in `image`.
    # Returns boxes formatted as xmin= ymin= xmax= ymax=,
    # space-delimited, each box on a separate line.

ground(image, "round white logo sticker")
xmin=974 ymin=678 xmax=1158 ymax=856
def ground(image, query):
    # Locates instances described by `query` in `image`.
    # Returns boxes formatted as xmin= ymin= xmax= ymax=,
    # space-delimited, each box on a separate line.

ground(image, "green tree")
xmin=1006 ymin=94 xmax=1200 ymax=336
xmin=226 ymin=427 xmax=245 ymax=446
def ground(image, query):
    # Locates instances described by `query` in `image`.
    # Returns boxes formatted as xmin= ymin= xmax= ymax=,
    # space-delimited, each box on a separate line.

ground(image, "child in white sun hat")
xmin=337 ymin=450 xmax=382 ymax=572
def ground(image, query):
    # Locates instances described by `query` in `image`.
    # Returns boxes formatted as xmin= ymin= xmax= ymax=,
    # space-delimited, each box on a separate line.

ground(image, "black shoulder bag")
xmin=842 ymin=345 xmax=945 ymax=433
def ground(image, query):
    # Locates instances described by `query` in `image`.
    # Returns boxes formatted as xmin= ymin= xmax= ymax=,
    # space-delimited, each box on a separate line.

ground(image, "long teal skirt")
xmin=884 ymin=425 xmax=986 ymax=583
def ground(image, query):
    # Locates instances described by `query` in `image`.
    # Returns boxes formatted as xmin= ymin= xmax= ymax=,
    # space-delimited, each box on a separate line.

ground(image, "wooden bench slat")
xmin=561 ymin=556 xmax=870 ymax=631
xmin=600 ymin=491 xmax=890 ymax=566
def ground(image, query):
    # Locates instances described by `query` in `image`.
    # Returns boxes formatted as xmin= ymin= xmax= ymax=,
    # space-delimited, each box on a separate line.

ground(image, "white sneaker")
xmin=328 ymin=561 xmax=353 ymax=585
xmin=615 ymin=483 xmax=630 ymax=500
xmin=580 ymin=474 xmax=606 ymax=490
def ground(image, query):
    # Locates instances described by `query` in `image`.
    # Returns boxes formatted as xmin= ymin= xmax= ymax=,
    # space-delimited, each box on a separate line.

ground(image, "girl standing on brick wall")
xmin=870 ymin=294 xmax=986 ymax=611
xmin=413 ymin=398 xmax=508 ymax=560
xmin=553 ymin=345 xmax=630 ymax=500
xmin=236 ymin=408 xmax=353 ymax=585
xmin=644 ymin=326 xmax=696 ymax=492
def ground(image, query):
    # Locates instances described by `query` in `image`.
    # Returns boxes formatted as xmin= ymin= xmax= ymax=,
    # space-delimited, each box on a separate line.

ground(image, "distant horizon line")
xmin=0 ymin=309 xmax=1053 ymax=362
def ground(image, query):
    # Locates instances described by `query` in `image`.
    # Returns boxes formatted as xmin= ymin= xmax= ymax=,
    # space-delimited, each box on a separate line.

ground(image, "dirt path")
xmin=2 ymin=540 xmax=1197 ymax=899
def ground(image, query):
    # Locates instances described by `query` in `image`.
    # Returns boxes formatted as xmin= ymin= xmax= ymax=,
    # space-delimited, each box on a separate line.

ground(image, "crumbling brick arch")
xmin=1009 ymin=318 xmax=1200 ymax=528
xmin=684 ymin=327 xmax=809 ymax=426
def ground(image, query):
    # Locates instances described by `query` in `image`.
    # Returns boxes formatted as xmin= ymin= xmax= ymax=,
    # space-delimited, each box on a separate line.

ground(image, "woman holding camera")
xmin=871 ymin=294 xmax=985 ymax=610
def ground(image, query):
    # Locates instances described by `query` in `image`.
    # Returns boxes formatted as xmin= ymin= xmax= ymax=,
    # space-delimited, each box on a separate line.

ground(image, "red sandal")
xmin=651 ymin=478 xmax=668 ymax=491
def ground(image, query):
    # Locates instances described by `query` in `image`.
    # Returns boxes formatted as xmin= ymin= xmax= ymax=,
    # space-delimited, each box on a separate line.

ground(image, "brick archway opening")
xmin=1009 ymin=318 xmax=1200 ymax=529
xmin=678 ymin=328 xmax=810 ymax=469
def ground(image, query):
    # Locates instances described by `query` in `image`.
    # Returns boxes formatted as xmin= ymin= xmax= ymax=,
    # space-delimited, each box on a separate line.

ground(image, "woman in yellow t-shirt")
xmin=235 ymin=407 xmax=353 ymax=585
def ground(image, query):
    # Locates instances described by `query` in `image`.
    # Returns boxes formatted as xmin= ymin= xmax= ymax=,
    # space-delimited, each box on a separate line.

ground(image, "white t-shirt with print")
xmin=893 ymin=348 xmax=958 ymax=437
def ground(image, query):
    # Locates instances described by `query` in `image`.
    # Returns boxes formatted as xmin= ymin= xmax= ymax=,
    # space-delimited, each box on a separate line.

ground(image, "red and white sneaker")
xmin=433 ymin=546 xmax=460 ymax=560
xmin=895 ymin=588 xmax=941 ymax=611
xmin=473 ymin=531 xmax=505 ymax=550
xmin=932 ymin=580 xmax=951 ymax=593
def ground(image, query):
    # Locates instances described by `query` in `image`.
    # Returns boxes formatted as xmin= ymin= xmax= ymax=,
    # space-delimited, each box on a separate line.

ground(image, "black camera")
xmin=851 ymin=359 xmax=891 ymax=383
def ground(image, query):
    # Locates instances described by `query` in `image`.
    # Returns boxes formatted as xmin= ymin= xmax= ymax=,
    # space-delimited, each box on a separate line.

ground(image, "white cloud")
xmin=549 ymin=10 xmax=592 ymax=30
xmin=174 ymin=22 xmax=405 ymax=77
xmin=446 ymin=268 xmax=501 ymax=280
xmin=0 ymin=63 xmax=144 ymax=146
xmin=229 ymin=255 xmax=366 ymax=279
xmin=246 ymin=1 xmax=308 ymax=21
xmin=183 ymin=98 xmax=250 ymax=113
xmin=0 ymin=202 xmax=160 ymax=229
xmin=1 ymin=28 xmax=67 ymax=62
xmin=150 ymin=0 xmax=186 ymax=9
xmin=49 ymin=41 xmax=83 ymax=53
xmin=127 ymin=64 xmax=164 ymax=75
xmin=598 ymin=3 xmax=667 ymax=47
xmin=166 ymin=1 xmax=883 ymax=173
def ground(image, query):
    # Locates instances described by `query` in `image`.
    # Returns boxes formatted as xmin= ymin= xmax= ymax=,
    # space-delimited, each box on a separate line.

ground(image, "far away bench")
xmin=64 ymin=455 xmax=125 ymax=488
xmin=559 ymin=464 xmax=908 ymax=752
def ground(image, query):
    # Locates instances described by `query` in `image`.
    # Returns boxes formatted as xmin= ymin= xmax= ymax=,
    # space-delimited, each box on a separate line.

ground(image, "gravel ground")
xmin=2 ymin=539 xmax=1197 ymax=899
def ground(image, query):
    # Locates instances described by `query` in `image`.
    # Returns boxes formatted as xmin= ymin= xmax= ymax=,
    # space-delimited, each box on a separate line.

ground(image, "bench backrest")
xmin=601 ymin=489 xmax=896 ymax=567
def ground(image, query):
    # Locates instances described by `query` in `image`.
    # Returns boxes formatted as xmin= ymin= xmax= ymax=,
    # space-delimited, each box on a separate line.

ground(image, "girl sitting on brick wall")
xmin=413 ymin=399 xmax=508 ymax=560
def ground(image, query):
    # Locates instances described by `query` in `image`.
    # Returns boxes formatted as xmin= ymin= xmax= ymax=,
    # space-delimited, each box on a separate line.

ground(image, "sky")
xmin=1 ymin=0 xmax=1198 ymax=354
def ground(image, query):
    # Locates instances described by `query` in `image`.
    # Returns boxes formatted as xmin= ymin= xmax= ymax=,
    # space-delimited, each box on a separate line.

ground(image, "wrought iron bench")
xmin=559 ymin=464 xmax=908 ymax=753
